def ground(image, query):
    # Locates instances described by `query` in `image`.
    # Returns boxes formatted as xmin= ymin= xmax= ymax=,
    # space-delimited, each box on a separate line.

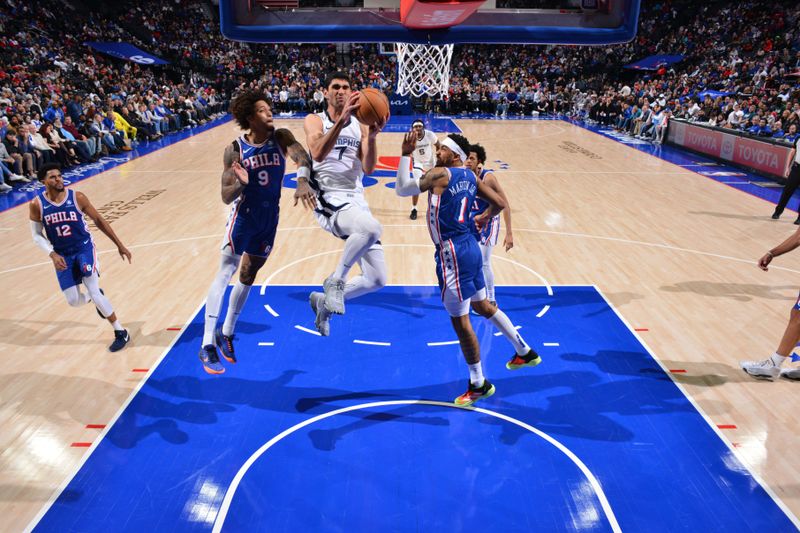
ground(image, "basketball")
xmin=356 ymin=88 xmax=389 ymax=127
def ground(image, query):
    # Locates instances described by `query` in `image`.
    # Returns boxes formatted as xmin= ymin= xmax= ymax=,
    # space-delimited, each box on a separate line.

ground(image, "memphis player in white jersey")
xmin=304 ymin=71 xmax=388 ymax=336
xmin=29 ymin=162 xmax=132 ymax=352
xmin=199 ymin=89 xmax=314 ymax=374
xmin=395 ymin=132 xmax=541 ymax=406
xmin=465 ymin=143 xmax=513 ymax=307
xmin=408 ymin=119 xmax=439 ymax=220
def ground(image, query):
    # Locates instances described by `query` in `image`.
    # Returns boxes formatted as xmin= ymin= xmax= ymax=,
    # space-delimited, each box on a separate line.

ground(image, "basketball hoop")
xmin=395 ymin=42 xmax=454 ymax=98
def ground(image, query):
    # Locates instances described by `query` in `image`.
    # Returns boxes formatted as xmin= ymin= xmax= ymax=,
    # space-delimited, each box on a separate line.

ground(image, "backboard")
xmin=219 ymin=0 xmax=641 ymax=46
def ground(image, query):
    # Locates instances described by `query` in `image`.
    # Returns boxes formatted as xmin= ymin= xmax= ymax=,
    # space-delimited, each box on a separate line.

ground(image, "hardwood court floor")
xmin=1 ymin=119 xmax=798 ymax=531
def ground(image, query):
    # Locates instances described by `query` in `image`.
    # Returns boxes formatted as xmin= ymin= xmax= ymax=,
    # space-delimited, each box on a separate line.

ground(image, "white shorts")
xmin=444 ymin=288 xmax=487 ymax=317
xmin=314 ymin=191 xmax=375 ymax=239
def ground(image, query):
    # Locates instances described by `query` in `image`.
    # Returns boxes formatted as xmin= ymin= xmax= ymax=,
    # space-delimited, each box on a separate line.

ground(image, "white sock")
xmin=203 ymin=253 xmax=240 ymax=346
xmin=222 ymin=282 xmax=251 ymax=337
xmin=203 ymin=280 xmax=226 ymax=346
xmin=468 ymin=362 xmax=485 ymax=387
xmin=770 ymin=352 xmax=787 ymax=367
xmin=343 ymin=275 xmax=377 ymax=300
xmin=112 ymin=320 xmax=123 ymax=331
xmin=489 ymin=308 xmax=529 ymax=355
xmin=480 ymin=244 xmax=495 ymax=302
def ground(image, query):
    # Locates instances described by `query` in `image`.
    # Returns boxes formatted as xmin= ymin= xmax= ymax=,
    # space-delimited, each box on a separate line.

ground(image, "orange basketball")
xmin=356 ymin=88 xmax=389 ymax=127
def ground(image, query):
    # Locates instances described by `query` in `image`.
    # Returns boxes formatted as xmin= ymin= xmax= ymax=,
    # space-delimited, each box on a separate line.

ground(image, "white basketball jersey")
xmin=312 ymin=111 xmax=364 ymax=193
xmin=413 ymin=129 xmax=438 ymax=170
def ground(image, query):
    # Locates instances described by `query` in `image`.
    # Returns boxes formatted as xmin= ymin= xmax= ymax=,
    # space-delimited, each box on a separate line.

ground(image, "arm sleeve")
xmin=30 ymin=221 xmax=54 ymax=255
xmin=394 ymin=156 xmax=423 ymax=197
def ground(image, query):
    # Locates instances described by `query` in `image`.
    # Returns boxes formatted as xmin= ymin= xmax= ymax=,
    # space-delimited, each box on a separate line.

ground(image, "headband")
xmin=412 ymin=119 xmax=424 ymax=127
xmin=441 ymin=137 xmax=466 ymax=162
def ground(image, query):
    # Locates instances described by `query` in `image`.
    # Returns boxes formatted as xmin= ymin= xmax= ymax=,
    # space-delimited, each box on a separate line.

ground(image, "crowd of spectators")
xmin=0 ymin=0 xmax=228 ymax=191
xmin=423 ymin=0 xmax=800 ymax=146
xmin=1 ymin=0 xmax=799 ymax=192
xmin=574 ymin=0 xmax=800 ymax=145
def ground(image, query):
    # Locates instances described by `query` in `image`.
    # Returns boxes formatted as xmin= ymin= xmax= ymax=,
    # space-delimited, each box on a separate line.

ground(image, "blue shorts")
xmin=435 ymin=236 xmax=485 ymax=303
xmin=55 ymin=244 xmax=98 ymax=290
xmin=224 ymin=203 xmax=279 ymax=258
xmin=794 ymin=291 xmax=800 ymax=311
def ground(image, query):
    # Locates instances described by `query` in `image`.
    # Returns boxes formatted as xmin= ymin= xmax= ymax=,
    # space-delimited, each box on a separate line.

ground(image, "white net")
xmin=395 ymin=42 xmax=455 ymax=98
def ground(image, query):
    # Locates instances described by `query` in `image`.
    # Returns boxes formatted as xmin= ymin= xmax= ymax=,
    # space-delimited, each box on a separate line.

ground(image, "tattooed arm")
xmin=221 ymin=142 xmax=247 ymax=205
xmin=275 ymin=128 xmax=315 ymax=210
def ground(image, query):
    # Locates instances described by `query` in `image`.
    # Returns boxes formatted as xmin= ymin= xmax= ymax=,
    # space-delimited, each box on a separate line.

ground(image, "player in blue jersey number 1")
xmin=395 ymin=132 xmax=541 ymax=406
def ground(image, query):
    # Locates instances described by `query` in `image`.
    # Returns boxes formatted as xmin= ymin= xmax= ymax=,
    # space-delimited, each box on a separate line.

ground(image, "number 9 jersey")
xmin=222 ymin=135 xmax=286 ymax=258
xmin=235 ymin=135 xmax=286 ymax=206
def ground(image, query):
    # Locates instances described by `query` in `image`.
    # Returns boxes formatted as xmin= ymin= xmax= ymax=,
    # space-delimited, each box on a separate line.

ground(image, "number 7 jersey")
xmin=426 ymin=166 xmax=478 ymax=246
xmin=311 ymin=111 xmax=364 ymax=194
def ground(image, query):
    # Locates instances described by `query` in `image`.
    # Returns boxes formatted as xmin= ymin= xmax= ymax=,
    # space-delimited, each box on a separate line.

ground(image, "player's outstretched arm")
xmin=397 ymin=132 xmax=449 ymax=196
xmin=484 ymin=171 xmax=513 ymax=251
xmin=28 ymin=199 xmax=66 ymax=270
xmin=75 ymin=191 xmax=131 ymax=262
xmin=758 ymin=225 xmax=800 ymax=271
xmin=221 ymin=143 xmax=247 ymax=205
xmin=275 ymin=128 xmax=315 ymax=210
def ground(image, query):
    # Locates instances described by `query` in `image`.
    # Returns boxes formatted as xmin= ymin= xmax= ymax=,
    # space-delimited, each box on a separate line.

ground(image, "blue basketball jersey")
xmin=38 ymin=189 xmax=93 ymax=254
xmin=236 ymin=134 xmax=286 ymax=210
xmin=471 ymin=168 xmax=493 ymax=216
xmin=470 ymin=168 xmax=501 ymax=242
xmin=426 ymin=167 xmax=477 ymax=246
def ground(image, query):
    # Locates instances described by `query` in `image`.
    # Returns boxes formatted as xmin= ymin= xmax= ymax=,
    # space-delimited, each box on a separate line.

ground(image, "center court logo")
xmin=282 ymin=156 xmax=505 ymax=190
